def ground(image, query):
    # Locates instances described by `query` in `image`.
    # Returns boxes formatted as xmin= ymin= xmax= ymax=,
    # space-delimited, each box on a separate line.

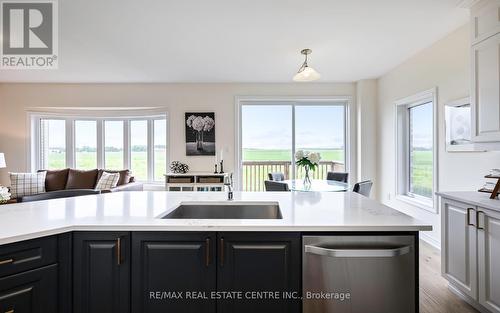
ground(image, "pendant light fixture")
xmin=293 ymin=48 xmax=321 ymax=82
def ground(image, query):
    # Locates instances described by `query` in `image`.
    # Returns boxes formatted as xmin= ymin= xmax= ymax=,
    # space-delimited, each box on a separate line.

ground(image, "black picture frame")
xmin=185 ymin=112 xmax=216 ymax=156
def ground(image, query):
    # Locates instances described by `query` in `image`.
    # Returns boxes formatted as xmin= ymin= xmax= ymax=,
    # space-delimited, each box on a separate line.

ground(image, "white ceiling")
xmin=0 ymin=0 xmax=468 ymax=83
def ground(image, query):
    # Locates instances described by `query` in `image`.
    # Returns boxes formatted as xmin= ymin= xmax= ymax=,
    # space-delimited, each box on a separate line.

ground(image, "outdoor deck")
xmin=242 ymin=160 xmax=345 ymax=191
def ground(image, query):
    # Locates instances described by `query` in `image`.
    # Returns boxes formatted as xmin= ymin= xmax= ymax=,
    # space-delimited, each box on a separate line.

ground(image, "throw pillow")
xmin=95 ymin=172 xmax=120 ymax=190
xmin=38 ymin=168 xmax=69 ymax=191
xmin=97 ymin=169 xmax=131 ymax=186
xmin=66 ymin=169 xmax=99 ymax=189
xmin=9 ymin=172 xmax=47 ymax=198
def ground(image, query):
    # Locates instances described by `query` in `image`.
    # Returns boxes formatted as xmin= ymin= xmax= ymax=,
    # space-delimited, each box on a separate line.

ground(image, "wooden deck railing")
xmin=242 ymin=161 xmax=345 ymax=191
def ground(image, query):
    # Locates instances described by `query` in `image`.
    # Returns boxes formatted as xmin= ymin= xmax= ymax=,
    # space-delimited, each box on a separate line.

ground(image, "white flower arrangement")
xmin=186 ymin=114 xmax=215 ymax=132
xmin=191 ymin=116 xmax=205 ymax=132
xmin=0 ymin=186 xmax=11 ymax=203
xmin=203 ymin=116 xmax=215 ymax=132
xmin=295 ymin=150 xmax=321 ymax=170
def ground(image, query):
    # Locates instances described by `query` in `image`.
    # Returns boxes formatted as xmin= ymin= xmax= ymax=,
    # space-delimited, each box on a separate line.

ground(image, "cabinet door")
xmin=131 ymin=232 xmax=216 ymax=313
xmin=471 ymin=0 xmax=500 ymax=44
xmin=0 ymin=264 xmax=57 ymax=313
xmin=478 ymin=208 xmax=500 ymax=313
xmin=73 ymin=232 xmax=130 ymax=313
xmin=217 ymin=232 xmax=300 ymax=313
xmin=472 ymin=33 xmax=500 ymax=142
xmin=441 ymin=199 xmax=477 ymax=299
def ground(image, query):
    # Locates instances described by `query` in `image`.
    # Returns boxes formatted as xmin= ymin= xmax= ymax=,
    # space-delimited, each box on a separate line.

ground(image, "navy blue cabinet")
xmin=131 ymin=232 xmax=216 ymax=313
xmin=73 ymin=232 xmax=130 ymax=313
xmin=0 ymin=235 xmax=68 ymax=313
xmin=131 ymin=232 xmax=300 ymax=313
xmin=0 ymin=265 xmax=58 ymax=313
xmin=217 ymin=232 xmax=301 ymax=313
xmin=0 ymin=231 xmax=301 ymax=313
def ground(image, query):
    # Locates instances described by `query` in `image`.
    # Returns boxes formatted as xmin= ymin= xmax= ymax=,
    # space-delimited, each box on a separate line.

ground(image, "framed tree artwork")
xmin=185 ymin=113 xmax=216 ymax=156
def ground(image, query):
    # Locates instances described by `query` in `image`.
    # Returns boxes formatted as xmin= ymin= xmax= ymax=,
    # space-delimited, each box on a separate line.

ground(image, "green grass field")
xmin=410 ymin=150 xmax=433 ymax=198
xmin=243 ymin=148 xmax=344 ymax=162
xmin=47 ymin=148 xmax=432 ymax=197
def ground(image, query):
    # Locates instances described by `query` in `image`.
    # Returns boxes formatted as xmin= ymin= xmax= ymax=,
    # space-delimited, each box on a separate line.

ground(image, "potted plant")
xmin=295 ymin=150 xmax=321 ymax=185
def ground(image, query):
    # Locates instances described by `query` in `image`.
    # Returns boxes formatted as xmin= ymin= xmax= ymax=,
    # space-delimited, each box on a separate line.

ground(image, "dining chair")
xmin=353 ymin=180 xmax=373 ymax=197
xmin=268 ymin=172 xmax=285 ymax=181
xmin=326 ymin=171 xmax=349 ymax=183
xmin=264 ymin=180 xmax=290 ymax=191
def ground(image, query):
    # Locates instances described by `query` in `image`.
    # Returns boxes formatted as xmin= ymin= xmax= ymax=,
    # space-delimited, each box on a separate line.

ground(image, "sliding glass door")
xmin=295 ymin=105 xmax=345 ymax=180
xmin=241 ymin=105 xmax=292 ymax=191
xmin=240 ymin=101 xmax=347 ymax=191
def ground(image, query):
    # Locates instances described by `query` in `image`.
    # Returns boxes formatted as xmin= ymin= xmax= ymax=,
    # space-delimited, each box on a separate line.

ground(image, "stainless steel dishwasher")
xmin=303 ymin=235 xmax=416 ymax=313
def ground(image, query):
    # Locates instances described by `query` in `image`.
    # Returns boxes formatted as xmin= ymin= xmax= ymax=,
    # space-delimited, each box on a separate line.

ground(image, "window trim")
xmin=28 ymin=111 xmax=168 ymax=183
xmin=395 ymin=88 xmax=438 ymax=213
xmin=234 ymin=96 xmax=353 ymax=191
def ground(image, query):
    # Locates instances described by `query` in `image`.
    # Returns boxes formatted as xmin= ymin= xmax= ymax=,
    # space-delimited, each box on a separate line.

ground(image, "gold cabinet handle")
xmin=206 ymin=238 xmax=210 ymax=267
xmin=467 ymin=208 xmax=475 ymax=226
xmin=477 ymin=211 xmax=485 ymax=230
xmin=116 ymin=237 xmax=122 ymax=266
xmin=0 ymin=259 xmax=13 ymax=266
xmin=220 ymin=238 xmax=224 ymax=267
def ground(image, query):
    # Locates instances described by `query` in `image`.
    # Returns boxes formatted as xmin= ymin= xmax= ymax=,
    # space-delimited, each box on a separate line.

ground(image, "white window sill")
xmin=395 ymin=195 xmax=436 ymax=213
xmin=143 ymin=183 xmax=166 ymax=191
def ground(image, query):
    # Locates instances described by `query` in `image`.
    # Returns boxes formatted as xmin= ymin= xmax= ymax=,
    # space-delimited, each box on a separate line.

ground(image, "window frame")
xmin=235 ymin=96 xmax=352 ymax=191
xmin=28 ymin=112 xmax=168 ymax=183
xmin=395 ymin=88 xmax=438 ymax=213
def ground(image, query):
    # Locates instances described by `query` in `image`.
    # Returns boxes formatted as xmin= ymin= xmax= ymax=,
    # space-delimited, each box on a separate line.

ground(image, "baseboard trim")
xmin=448 ymin=283 xmax=490 ymax=313
xmin=420 ymin=232 xmax=440 ymax=250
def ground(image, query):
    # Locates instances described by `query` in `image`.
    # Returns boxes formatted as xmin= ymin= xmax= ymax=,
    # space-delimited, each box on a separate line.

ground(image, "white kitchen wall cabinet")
xmin=471 ymin=0 xmax=500 ymax=45
xmin=471 ymin=0 xmax=500 ymax=143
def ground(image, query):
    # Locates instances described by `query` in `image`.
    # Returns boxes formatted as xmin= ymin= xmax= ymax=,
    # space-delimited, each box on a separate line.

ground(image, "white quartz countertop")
xmin=437 ymin=191 xmax=500 ymax=212
xmin=0 ymin=191 xmax=431 ymax=245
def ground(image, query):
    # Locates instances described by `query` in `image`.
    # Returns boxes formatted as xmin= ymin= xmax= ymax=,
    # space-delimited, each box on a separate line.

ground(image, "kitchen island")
xmin=0 ymin=191 xmax=431 ymax=313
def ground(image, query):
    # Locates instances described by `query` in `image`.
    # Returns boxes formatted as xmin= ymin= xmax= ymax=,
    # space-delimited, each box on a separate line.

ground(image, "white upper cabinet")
xmin=471 ymin=0 xmax=500 ymax=45
xmin=472 ymin=33 xmax=500 ymax=142
xmin=471 ymin=0 xmax=500 ymax=143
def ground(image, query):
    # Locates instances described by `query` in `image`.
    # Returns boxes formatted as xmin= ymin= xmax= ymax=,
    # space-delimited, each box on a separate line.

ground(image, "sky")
xmin=241 ymin=105 xmax=345 ymax=149
xmin=409 ymin=101 xmax=433 ymax=149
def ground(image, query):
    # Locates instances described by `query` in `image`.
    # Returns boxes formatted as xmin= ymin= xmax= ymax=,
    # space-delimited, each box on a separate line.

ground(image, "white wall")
xmin=376 ymin=24 xmax=500 ymax=247
xmin=356 ymin=79 xmax=378 ymax=196
xmin=0 ymin=83 xmax=356 ymax=186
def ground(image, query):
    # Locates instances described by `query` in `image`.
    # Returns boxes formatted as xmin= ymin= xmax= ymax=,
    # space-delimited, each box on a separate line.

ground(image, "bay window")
xmin=75 ymin=120 xmax=97 ymax=170
xmin=40 ymin=119 xmax=66 ymax=170
xmin=32 ymin=114 xmax=168 ymax=183
xmin=104 ymin=121 xmax=124 ymax=170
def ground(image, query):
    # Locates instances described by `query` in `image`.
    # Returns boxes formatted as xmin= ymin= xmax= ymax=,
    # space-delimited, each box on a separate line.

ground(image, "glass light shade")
xmin=0 ymin=153 xmax=5 ymax=168
xmin=293 ymin=66 xmax=321 ymax=82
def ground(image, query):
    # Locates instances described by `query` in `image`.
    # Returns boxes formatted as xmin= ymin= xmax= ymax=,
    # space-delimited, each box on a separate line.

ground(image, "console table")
xmin=164 ymin=172 xmax=229 ymax=192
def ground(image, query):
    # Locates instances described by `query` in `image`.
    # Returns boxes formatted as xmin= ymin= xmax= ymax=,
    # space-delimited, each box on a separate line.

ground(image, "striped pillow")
xmin=9 ymin=172 xmax=47 ymax=198
xmin=95 ymin=172 xmax=120 ymax=190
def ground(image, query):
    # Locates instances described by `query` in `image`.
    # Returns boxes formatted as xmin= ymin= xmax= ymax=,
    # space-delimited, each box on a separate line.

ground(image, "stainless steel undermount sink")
xmin=161 ymin=202 xmax=282 ymax=219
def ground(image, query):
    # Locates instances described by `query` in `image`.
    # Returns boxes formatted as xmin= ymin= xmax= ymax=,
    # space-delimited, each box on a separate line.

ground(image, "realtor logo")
xmin=1 ymin=0 xmax=58 ymax=69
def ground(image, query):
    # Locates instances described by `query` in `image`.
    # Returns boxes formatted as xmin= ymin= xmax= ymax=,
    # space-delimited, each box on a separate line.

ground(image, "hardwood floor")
xmin=419 ymin=240 xmax=479 ymax=313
